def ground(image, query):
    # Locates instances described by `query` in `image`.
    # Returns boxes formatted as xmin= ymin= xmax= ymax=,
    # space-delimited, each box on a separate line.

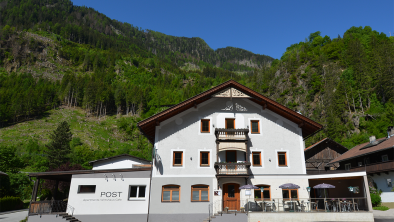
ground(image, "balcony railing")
xmin=348 ymin=160 xmax=394 ymax=174
xmin=214 ymin=162 xmax=251 ymax=175
xmin=215 ymin=128 xmax=249 ymax=140
xmin=29 ymin=200 xmax=74 ymax=216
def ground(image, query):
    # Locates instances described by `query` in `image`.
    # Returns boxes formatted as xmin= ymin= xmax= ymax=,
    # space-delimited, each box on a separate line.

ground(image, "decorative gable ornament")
xmin=213 ymin=87 xmax=251 ymax=99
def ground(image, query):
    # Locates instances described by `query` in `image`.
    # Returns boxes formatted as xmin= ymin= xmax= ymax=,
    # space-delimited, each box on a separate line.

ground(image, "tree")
xmin=45 ymin=121 xmax=73 ymax=169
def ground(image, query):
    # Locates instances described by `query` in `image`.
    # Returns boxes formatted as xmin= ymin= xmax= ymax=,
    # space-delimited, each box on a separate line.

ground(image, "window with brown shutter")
xmin=201 ymin=119 xmax=210 ymax=133
xmin=200 ymin=152 xmax=210 ymax=166
xmin=278 ymin=152 xmax=287 ymax=166
xmin=173 ymin=151 xmax=183 ymax=166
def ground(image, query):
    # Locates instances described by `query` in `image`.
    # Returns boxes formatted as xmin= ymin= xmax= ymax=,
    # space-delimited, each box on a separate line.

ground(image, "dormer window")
xmin=201 ymin=119 xmax=210 ymax=133
xmin=382 ymin=155 xmax=389 ymax=162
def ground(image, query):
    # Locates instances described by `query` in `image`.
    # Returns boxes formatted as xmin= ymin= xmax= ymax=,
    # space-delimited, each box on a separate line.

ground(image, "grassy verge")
xmin=373 ymin=206 xmax=390 ymax=211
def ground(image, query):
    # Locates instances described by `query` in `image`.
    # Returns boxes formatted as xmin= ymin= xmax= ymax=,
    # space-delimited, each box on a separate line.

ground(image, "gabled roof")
xmin=304 ymin=138 xmax=348 ymax=152
xmin=138 ymin=80 xmax=323 ymax=143
xmin=89 ymin=154 xmax=151 ymax=165
xmin=329 ymin=136 xmax=394 ymax=164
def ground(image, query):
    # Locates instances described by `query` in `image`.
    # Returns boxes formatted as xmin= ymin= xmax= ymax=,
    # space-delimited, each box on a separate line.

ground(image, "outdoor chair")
xmin=296 ymin=201 xmax=304 ymax=212
xmin=271 ymin=199 xmax=277 ymax=212
xmin=281 ymin=200 xmax=290 ymax=211
xmin=311 ymin=200 xmax=319 ymax=211
xmin=264 ymin=201 xmax=273 ymax=212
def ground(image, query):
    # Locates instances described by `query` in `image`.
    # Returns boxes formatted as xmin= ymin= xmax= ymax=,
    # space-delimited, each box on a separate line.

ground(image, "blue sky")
xmin=72 ymin=0 xmax=394 ymax=59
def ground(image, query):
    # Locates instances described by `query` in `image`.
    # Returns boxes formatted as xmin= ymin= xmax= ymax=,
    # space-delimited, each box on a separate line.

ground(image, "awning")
xmin=219 ymin=142 xmax=246 ymax=152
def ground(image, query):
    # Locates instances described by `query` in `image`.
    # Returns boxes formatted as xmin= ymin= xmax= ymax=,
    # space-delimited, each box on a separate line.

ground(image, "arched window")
xmin=162 ymin=185 xmax=180 ymax=202
xmin=191 ymin=185 xmax=209 ymax=202
xmin=254 ymin=185 xmax=270 ymax=200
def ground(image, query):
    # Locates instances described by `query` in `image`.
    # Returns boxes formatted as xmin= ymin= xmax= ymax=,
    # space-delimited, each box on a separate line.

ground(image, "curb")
xmin=0 ymin=209 xmax=28 ymax=215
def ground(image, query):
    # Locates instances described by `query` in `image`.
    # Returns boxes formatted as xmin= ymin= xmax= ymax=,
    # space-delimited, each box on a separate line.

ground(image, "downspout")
xmin=146 ymin=149 xmax=154 ymax=222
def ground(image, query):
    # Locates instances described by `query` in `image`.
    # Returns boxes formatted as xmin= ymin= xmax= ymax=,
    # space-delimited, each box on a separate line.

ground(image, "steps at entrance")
xmin=59 ymin=213 xmax=82 ymax=222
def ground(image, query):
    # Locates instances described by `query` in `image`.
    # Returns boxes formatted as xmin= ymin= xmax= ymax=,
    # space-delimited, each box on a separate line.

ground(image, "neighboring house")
xmin=329 ymin=128 xmax=394 ymax=208
xmin=27 ymin=154 xmax=152 ymax=222
xmin=304 ymin=138 xmax=349 ymax=171
xmin=137 ymin=80 xmax=373 ymax=222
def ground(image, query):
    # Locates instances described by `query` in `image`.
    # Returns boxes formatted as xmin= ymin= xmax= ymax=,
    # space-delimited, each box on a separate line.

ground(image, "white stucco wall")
xmin=68 ymin=171 xmax=150 ymax=215
xmin=381 ymin=192 xmax=394 ymax=203
xmin=92 ymin=156 xmax=150 ymax=170
xmin=153 ymin=97 xmax=305 ymax=177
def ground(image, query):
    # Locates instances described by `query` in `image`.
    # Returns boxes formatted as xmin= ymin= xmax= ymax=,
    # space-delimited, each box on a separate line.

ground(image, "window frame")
xmin=345 ymin=163 xmax=351 ymax=171
xmin=252 ymin=152 xmax=262 ymax=166
xmin=382 ymin=154 xmax=389 ymax=162
xmin=191 ymin=185 xmax=209 ymax=202
xmin=77 ymin=185 xmax=96 ymax=193
xmin=250 ymin=120 xmax=260 ymax=134
xmin=173 ymin=151 xmax=183 ymax=166
xmin=200 ymin=119 xmax=210 ymax=133
xmin=277 ymin=152 xmax=287 ymax=167
xmin=162 ymin=185 xmax=181 ymax=202
xmin=200 ymin=151 xmax=210 ymax=167
xmin=128 ymin=185 xmax=147 ymax=200
xmin=282 ymin=189 xmax=299 ymax=201
xmin=254 ymin=185 xmax=271 ymax=201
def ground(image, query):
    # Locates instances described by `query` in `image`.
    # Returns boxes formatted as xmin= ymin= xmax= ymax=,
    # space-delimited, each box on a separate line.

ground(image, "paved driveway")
xmin=0 ymin=210 xmax=28 ymax=222
xmin=374 ymin=209 xmax=394 ymax=222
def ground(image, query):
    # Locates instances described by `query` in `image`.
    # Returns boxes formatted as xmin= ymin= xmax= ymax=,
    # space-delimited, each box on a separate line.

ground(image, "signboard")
xmin=214 ymin=190 xmax=221 ymax=196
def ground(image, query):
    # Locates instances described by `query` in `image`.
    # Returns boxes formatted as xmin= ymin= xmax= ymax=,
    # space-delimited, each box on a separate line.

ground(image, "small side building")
xmin=27 ymin=154 xmax=152 ymax=222
xmin=305 ymin=138 xmax=349 ymax=171
xmin=330 ymin=128 xmax=394 ymax=208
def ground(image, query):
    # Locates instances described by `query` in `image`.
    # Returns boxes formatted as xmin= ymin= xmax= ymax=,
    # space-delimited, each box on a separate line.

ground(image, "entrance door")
xmin=223 ymin=183 xmax=240 ymax=211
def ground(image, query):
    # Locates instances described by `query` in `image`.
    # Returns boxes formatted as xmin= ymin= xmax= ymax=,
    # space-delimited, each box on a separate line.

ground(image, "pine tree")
xmin=45 ymin=121 xmax=73 ymax=169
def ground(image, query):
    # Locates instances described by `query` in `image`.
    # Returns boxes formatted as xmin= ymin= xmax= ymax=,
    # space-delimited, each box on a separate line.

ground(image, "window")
xmin=191 ymin=185 xmax=209 ymax=202
xmin=282 ymin=189 xmax=298 ymax=200
xmin=252 ymin=152 xmax=261 ymax=166
xmin=225 ymin=119 xmax=235 ymax=129
xmin=345 ymin=163 xmax=351 ymax=171
xmin=162 ymin=185 xmax=180 ymax=202
xmin=254 ymin=185 xmax=270 ymax=200
xmin=200 ymin=152 xmax=210 ymax=166
xmin=173 ymin=151 xmax=183 ymax=166
xmin=78 ymin=185 xmax=96 ymax=193
xmin=382 ymin=155 xmax=389 ymax=162
xmin=251 ymin=120 xmax=260 ymax=134
xmin=129 ymin=185 xmax=146 ymax=199
xmin=201 ymin=119 xmax=210 ymax=133
xmin=278 ymin=152 xmax=287 ymax=166
xmin=358 ymin=162 xmax=363 ymax=167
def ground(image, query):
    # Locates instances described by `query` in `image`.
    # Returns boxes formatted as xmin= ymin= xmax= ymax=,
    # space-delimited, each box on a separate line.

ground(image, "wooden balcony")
xmin=214 ymin=162 xmax=251 ymax=177
xmin=215 ymin=128 xmax=249 ymax=141
xmin=349 ymin=160 xmax=394 ymax=174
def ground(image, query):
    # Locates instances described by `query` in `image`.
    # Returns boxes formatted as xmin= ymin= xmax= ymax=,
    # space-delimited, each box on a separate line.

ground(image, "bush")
xmin=370 ymin=193 xmax=381 ymax=207
xmin=373 ymin=206 xmax=389 ymax=211
xmin=0 ymin=196 xmax=23 ymax=212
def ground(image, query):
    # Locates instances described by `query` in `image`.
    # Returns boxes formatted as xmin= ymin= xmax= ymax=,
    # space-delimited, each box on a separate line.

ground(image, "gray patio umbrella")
xmin=279 ymin=183 xmax=300 ymax=189
xmin=313 ymin=183 xmax=335 ymax=198
xmin=239 ymin=184 xmax=259 ymax=189
xmin=313 ymin=183 xmax=335 ymax=189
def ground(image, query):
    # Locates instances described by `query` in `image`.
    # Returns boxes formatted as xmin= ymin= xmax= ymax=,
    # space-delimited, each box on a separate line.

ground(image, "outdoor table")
xmin=304 ymin=200 xmax=310 ymax=212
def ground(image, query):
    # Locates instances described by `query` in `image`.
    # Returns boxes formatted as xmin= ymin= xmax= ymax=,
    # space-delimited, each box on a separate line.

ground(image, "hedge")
xmin=0 ymin=196 xmax=23 ymax=212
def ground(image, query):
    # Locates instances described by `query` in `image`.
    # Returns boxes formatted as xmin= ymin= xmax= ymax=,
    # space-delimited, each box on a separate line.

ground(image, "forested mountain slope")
xmin=0 ymin=0 xmax=273 ymax=72
xmin=1 ymin=0 xmax=394 ymax=201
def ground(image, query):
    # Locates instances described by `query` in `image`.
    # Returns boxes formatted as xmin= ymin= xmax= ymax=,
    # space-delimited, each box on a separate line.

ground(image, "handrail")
xmin=29 ymin=200 xmax=75 ymax=216
xmin=214 ymin=162 xmax=251 ymax=175
xmin=214 ymin=162 xmax=251 ymax=166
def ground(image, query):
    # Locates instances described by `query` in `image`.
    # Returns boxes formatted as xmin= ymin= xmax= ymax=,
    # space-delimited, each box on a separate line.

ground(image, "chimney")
xmin=369 ymin=136 xmax=376 ymax=143
xmin=387 ymin=126 xmax=394 ymax=138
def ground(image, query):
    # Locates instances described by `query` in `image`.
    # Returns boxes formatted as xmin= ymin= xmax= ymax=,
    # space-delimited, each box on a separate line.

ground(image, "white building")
xmin=137 ymin=80 xmax=374 ymax=222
